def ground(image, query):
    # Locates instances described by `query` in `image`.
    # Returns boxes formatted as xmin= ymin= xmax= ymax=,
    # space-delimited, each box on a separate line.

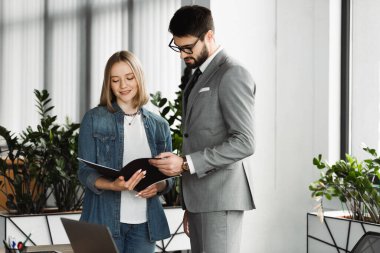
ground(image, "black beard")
xmin=185 ymin=44 xmax=209 ymax=69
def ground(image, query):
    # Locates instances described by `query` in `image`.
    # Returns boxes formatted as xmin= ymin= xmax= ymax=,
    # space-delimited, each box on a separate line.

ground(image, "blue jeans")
xmin=114 ymin=222 xmax=155 ymax=253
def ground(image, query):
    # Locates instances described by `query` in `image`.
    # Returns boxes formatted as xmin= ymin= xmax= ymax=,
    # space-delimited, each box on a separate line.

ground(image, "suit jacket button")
xmin=184 ymin=133 xmax=189 ymax=138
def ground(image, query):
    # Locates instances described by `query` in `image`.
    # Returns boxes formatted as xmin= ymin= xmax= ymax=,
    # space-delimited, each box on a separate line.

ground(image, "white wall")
xmin=211 ymin=0 xmax=341 ymax=252
xmin=351 ymin=0 xmax=380 ymax=157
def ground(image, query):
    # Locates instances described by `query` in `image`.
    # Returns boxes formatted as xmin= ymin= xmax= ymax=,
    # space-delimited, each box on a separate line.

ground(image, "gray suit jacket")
xmin=182 ymin=49 xmax=256 ymax=212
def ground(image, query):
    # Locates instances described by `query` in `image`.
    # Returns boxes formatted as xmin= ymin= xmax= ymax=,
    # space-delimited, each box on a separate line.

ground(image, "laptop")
xmin=61 ymin=218 xmax=119 ymax=253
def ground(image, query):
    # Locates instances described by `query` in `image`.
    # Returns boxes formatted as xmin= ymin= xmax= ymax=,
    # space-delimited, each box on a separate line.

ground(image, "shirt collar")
xmin=197 ymin=46 xmax=223 ymax=73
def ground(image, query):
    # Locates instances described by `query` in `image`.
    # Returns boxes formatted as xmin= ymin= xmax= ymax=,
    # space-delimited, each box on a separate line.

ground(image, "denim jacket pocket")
xmin=93 ymin=133 xmax=116 ymax=163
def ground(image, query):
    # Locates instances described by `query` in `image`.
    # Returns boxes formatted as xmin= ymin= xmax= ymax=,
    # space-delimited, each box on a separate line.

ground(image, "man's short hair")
xmin=169 ymin=5 xmax=214 ymax=39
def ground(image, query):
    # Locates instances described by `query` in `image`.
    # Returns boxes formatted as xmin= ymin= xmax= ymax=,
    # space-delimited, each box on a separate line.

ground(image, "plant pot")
xmin=0 ymin=210 xmax=81 ymax=247
xmin=307 ymin=211 xmax=380 ymax=253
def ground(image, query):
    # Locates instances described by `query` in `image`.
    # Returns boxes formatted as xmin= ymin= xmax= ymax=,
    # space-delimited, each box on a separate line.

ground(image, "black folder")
xmin=78 ymin=157 xmax=174 ymax=192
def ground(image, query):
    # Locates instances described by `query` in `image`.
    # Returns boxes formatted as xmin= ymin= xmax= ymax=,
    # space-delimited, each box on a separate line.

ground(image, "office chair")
xmin=351 ymin=231 xmax=380 ymax=253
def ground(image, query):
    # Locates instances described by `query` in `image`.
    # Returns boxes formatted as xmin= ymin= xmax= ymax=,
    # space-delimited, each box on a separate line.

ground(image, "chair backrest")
xmin=351 ymin=231 xmax=380 ymax=253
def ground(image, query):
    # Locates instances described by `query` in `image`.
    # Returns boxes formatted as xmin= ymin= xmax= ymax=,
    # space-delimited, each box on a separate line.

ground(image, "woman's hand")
xmin=95 ymin=169 xmax=146 ymax=191
xmin=137 ymin=181 xmax=167 ymax=198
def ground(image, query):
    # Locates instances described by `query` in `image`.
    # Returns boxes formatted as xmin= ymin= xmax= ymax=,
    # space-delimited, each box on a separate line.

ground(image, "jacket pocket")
xmin=93 ymin=133 xmax=116 ymax=163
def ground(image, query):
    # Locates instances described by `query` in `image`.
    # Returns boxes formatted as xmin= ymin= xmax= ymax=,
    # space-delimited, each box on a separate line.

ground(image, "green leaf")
xmin=42 ymin=98 xmax=52 ymax=106
xmin=161 ymin=107 xmax=170 ymax=117
xmin=158 ymin=98 xmax=168 ymax=108
xmin=363 ymin=145 xmax=377 ymax=157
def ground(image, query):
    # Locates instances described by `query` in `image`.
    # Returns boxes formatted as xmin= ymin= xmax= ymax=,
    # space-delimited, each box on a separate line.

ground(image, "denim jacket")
xmin=78 ymin=103 xmax=173 ymax=241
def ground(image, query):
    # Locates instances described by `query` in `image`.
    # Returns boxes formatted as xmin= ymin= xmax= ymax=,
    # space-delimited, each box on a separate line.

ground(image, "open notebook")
xmin=78 ymin=157 xmax=178 ymax=192
xmin=61 ymin=218 xmax=119 ymax=253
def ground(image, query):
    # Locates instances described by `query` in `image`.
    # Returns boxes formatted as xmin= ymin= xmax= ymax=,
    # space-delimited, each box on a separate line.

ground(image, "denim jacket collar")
xmin=111 ymin=101 xmax=150 ymax=119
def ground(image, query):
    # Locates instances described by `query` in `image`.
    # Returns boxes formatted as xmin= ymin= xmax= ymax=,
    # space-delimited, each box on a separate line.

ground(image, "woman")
xmin=78 ymin=51 xmax=173 ymax=253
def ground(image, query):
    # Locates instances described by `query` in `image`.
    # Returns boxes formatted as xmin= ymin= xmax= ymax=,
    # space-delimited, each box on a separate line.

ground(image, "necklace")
xmin=124 ymin=111 xmax=139 ymax=117
xmin=124 ymin=110 xmax=140 ymax=126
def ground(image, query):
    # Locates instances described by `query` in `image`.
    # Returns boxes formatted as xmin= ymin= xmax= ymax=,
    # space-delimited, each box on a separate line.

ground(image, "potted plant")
xmin=307 ymin=145 xmax=380 ymax=253
xmin=150 ymin=91 xmax=181 ymax=207
xmin=0 ymin=89 xmax=83 ymax=246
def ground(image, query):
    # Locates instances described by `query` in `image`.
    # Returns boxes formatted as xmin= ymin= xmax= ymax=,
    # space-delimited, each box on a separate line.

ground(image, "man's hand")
xmin=149 ymin=152 xmax=184 ymax=176
xmin=137 ymin=181 xmax=167 ymax=198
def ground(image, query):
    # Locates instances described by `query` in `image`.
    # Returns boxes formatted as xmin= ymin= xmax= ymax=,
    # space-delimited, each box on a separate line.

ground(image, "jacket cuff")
xmin=86 ymin=171 xmax=104 ymax=195
xmin=157 ymin=178 xmax=174 ymax=195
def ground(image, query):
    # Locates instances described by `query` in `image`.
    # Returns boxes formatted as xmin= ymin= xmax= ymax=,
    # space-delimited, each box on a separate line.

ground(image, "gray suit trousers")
xmin=188 ymin=211 xmax=244 ymax=253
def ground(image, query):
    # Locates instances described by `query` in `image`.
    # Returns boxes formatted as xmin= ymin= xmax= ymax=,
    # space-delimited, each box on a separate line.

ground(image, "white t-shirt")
xmin=120 ymin=113 xmax=151 ymax=224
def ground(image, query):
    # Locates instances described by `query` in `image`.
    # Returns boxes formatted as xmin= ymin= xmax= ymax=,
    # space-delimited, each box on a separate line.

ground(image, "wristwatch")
xmin=181 ymin=156 xmax=189 ymax=172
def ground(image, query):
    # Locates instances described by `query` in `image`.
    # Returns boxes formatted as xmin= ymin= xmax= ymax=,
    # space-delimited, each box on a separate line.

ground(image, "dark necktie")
xmin=184 ymin=68 xmax=202 ymax=110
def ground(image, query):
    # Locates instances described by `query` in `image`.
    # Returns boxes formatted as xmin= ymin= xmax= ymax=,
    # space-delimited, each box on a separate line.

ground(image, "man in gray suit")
xmin=149 ymin=5 xmax=256 ymax=253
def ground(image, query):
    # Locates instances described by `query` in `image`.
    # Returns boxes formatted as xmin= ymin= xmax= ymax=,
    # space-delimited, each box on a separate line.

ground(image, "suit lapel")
xmin=184 ymin=50 xmax=228 ymax=127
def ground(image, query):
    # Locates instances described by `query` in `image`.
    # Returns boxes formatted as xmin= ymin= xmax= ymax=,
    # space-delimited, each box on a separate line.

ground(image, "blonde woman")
xmin=78 ymin=51 xmax=173 ymax=253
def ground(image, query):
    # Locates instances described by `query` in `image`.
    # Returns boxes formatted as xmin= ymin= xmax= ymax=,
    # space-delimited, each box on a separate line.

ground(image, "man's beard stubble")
xmin=184 ymin=44 xmax=209 ymax=69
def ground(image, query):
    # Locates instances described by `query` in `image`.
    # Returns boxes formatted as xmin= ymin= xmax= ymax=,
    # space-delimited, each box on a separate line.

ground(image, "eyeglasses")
xmin=168 ymin=37 xmax=201 ymax=54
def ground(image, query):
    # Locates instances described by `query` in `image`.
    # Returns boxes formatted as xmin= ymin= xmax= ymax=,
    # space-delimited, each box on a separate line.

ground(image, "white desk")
xmin=0 ymin=244 xmax=72 ymax=253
